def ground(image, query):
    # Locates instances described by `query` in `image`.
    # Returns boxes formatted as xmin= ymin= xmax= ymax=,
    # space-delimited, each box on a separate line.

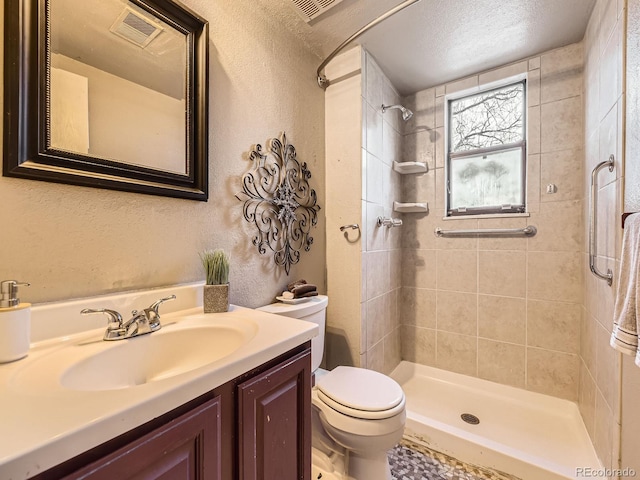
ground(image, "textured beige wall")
xmin=400 ymin=43 xmax=585 ymax=401
xmin=0 ymin=0 xmax=325 ymax=307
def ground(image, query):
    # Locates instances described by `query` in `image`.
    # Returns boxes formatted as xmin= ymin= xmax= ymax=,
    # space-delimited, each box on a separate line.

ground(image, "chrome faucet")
xmin=81 ymin=295 xmax=176 ymax=341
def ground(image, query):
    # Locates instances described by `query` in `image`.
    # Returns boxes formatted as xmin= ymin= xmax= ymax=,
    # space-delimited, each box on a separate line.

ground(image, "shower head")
xmin=381 ymin=104 xmax=414 ymax=121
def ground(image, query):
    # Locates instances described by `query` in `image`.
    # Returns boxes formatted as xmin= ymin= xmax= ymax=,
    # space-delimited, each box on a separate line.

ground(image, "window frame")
xmin=445 ymin=79 xmax=527 ymax=217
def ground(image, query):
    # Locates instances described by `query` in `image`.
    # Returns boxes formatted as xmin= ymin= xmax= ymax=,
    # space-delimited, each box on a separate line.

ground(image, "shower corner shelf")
xmin=393 ymin=202 xmax=429 ymax=213
xmin=393 ymin=161 xmax=428 ymax=174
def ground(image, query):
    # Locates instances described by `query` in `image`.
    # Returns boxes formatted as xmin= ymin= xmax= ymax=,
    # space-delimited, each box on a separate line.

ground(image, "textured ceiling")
xmin=260 ymin=0 xmax=597 ymax=95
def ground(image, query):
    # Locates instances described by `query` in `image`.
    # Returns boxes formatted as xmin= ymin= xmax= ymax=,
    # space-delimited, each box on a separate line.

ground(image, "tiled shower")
xmin=325 ymin=0 xmax=631 ymax=472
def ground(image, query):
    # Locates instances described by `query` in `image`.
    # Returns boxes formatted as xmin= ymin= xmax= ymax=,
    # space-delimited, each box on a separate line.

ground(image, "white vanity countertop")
xmin=0 ymin=298 xmax=317 ymax=480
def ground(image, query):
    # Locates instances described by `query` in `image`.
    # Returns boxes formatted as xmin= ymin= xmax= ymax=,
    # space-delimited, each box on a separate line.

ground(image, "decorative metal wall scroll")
xmin=236 ymin=133 xmax=320 ymax=274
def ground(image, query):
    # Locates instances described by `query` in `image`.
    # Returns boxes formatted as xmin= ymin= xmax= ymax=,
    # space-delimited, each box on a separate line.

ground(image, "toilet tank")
xmin=257 ymin=295 xmax=328 ymax=372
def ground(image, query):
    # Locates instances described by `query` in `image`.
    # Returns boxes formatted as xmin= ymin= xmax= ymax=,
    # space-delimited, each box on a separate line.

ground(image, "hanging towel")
xmin=611 ymin=213 xmax=640 ymax=367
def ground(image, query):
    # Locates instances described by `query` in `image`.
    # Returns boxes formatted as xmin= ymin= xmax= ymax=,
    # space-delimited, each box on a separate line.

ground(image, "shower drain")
xmin=461 ymin=413 xmax=480 ymax=425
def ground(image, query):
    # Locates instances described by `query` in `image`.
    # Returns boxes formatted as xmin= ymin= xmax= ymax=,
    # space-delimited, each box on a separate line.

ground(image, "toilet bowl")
xmin=258 ymin=296 xmax=406 ymax=480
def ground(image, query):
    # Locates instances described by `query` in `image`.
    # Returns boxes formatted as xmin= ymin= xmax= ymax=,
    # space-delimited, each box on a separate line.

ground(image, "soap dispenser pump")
xmin=0 ymin=280 xmax=31 ymax=363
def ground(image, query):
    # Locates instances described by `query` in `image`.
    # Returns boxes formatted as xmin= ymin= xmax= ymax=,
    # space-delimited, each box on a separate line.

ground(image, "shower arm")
xmin=316 ymin=0 xmax=422 ymax=89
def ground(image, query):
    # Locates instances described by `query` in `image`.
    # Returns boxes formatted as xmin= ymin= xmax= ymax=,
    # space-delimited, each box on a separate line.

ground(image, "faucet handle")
xmin=148 ymin=295 xmax=176 ymax=314
xmin=81 ymin=308 xmax=123 ymax=329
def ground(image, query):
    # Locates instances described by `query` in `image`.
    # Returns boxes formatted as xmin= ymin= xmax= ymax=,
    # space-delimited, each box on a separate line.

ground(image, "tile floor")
xmin=388 ymin=439 xmax=521 ymax=480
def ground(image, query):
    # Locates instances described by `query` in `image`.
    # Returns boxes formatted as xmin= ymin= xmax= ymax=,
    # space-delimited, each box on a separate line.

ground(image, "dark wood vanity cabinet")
xmin=238 ymin=349 xmax=311 ymax=480
xmin=34 ymin=343 xmax=311 ymax=480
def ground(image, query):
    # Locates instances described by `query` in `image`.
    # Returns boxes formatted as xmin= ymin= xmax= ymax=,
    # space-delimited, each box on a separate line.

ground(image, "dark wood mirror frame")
xmin=3 ymin=0 xmax=209 ymax=201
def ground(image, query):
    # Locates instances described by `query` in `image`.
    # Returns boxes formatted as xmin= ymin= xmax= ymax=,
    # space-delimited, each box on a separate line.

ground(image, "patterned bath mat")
xmin=388 ymin=438 xmax=521 ymax=480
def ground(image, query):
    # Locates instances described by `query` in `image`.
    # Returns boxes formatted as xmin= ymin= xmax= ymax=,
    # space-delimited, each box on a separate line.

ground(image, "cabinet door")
xmin=238 ymin=349 xmax=311 ymax=480
xmin=62 ymin=396 xmax=223 ymax=480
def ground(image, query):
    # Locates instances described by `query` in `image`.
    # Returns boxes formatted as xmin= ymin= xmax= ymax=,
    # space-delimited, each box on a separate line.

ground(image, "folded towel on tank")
xmin=287 ymin=279 xmax=307 ymax=291
xmin=297 ymin=290 xmax=318 ymax=298
xmin=292 ymin=284 xmax=317 ymax=298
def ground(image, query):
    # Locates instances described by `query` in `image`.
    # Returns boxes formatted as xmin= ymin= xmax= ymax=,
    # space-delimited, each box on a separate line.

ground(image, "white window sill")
xmin=442 ymin=212 xmax=531 ymax=221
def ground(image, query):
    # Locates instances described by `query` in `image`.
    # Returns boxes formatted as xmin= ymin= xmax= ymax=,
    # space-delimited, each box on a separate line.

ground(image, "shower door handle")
xmin=589 ymin=155 xmax=614 ymax=286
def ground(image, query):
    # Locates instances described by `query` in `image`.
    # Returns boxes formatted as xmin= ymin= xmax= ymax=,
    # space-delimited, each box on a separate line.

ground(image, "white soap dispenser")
xmin=0 ymin=280 xmax=31 ymax=363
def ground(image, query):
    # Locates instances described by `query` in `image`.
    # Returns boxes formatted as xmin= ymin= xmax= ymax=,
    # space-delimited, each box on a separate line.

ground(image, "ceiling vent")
xmin=110 ymin=7 xmax=164 ymax=48
xmin=290 ymin=0 xmax=346 ymax=23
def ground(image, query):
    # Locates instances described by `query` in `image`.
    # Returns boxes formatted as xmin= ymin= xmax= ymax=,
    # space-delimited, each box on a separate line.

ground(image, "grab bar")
xmin=434 ymin=226 xmax=537 ymax=237
xmin=589 ymin=155 xmax=615 ymax=286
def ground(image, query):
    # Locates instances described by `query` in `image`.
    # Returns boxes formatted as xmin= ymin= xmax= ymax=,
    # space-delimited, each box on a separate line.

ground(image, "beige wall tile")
xmin=435 ymin=127 xmax=445 ymax=169
xmin=366 ymin=294 xmax=388 ymax=349
xmin=445 ymin=76 xmax=479 ymax=95
xmin=386 ymin=288 xmax=399 ymax=335
xmin=599 ymin=17 xmax=622 ymax=121
xmin=594 ymin=390 xmax=615 ymax=470
xmin=528 ymin=105 xmax=541 ymax=155
xmin=435 ymin=85 xmax=446 ymax=97
xmin=366 ymin=338 xmax=385 ymax=373
xmin=478 ymin=217 xmax=528 ymax=251
xmin=527 ymin=251 xmax=582 ymax=302
xmin=435 ymin=96 xmax=445 ymax=128
xmin=478 ymin=250 xmax=526 ymax=297
xmin=435 ymin=167 xmax=446 ymax=214
xmin=402 ymin=249 xmax=436 ymax=289
xmin=366 ymin=250 xmax=390 ymax=299
xmin=401 ymin=214 xmax=437 ymax=250
xmin=528 ymin=68 xmax=541 ymax=107
xmin=383 ymin=328 xmax=402 ymax=375
xmin=403 ymin=166 xmax=436 ymax=206
xmin=527 ymin=300 xmax=581 ymax=353
xmin=436 ymin=331 xmax=477 ymax=376
xmin=401 ymin=287 xmax=436 ymax=328
xmin=365 ymin=202 xmax=386 ymax=252
xmin=598 ymin=104 xmax=618 ymax=187
xmin=366 ymin=152 xmax=384 ymax=204
xmin=404 ymin=87 xmax=435 ymax=132
xmin=365 ymin=52 xmax=384 ymax=109
xmin=478 ymin=295 xmax=526 ymax=344
xmin=541 ymin=96 xmax=583 ymax=153
xmin=401 ymin=325 xmax=436 ymax=366
xmin=528 ymin=200 xmax=583 ymax=252
xmin=478 ymin=61 xmax=527 ymax=86
xmin=527 ymin=154 xmax=541 ymax=213
xmin=382 ymin=119 xmax=401 ymax=167
xmin=582 ymin=312 xmax=598 ymax=376
xmin=540 ymin=42 xmax=583 ymax=104
xmin=366 ymin=102 xmax=383 ymax=159
xmin=595 ymin=322 xmax=620 ymax=410
xmin=436 ymin=290 xmax=478 ymax=336
xmin=579 ymin=361 xmax=597 ymax=440
xmin=390 ymin=249 xmax=402 ymax=291
xmin=403 ymin=129 xmax=435 ymax=169
xmin=478 ymin=339 xmax=525 ymax=388
xmin=540 ymin=149 xmax=584 ymax=202
xmin=437 ymin=250 xmax=478 ymax=292
xmin=527 ymin=347 xmax=579 ymax=400
xmin=529 ymin=57 xmax=541 ymax=70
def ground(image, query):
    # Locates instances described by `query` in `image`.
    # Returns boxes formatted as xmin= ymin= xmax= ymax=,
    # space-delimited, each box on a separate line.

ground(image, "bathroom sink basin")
xmin=11 ymin=316 xmax=259 ymax=392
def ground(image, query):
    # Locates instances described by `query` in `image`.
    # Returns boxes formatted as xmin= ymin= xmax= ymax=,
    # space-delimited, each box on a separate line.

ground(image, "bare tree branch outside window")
xmin=447 ymin=82 xmax=526 ymax=214
xmin=450 ymin=84 xmax=524 ymax=152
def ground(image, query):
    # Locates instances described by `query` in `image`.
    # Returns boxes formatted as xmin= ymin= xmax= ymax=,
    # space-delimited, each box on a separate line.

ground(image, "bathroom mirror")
xmin=3 ymin=0 xmax=209 ymax=200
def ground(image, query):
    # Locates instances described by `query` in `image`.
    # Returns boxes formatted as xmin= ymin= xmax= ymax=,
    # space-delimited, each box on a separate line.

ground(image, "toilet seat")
xmin=316 ymin=366 xmax=405 ymax=420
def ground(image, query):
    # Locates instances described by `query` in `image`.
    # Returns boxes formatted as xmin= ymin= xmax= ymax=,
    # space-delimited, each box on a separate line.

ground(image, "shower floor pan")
xmin=390 ymin=361 xmax=601 ymax=480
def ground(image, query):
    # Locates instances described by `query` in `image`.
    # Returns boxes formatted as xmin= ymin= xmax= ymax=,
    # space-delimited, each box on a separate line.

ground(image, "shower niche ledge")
xmin=393 ymin=161 xmax=428 ymax=174
xmin=393 ymin=202 xmax=429 ymax=213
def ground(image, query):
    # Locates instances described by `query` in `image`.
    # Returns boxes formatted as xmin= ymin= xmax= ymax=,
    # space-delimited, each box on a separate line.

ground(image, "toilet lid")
xmin=316 ymin=366 xmax=404 ymax=413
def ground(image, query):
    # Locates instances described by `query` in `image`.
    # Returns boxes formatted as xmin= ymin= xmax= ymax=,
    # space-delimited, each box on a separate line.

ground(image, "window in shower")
xmin=446 ymin=80 xmax=526 ymax=216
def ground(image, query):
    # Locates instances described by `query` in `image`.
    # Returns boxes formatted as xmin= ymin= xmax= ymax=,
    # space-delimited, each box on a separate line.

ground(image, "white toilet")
xmin=258 ymin=295 xmax=406 ymax=480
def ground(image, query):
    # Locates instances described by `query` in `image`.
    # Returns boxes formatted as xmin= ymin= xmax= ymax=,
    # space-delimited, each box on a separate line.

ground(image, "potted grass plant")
xmin=200 ymin=249 xmax=230 ymax=313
